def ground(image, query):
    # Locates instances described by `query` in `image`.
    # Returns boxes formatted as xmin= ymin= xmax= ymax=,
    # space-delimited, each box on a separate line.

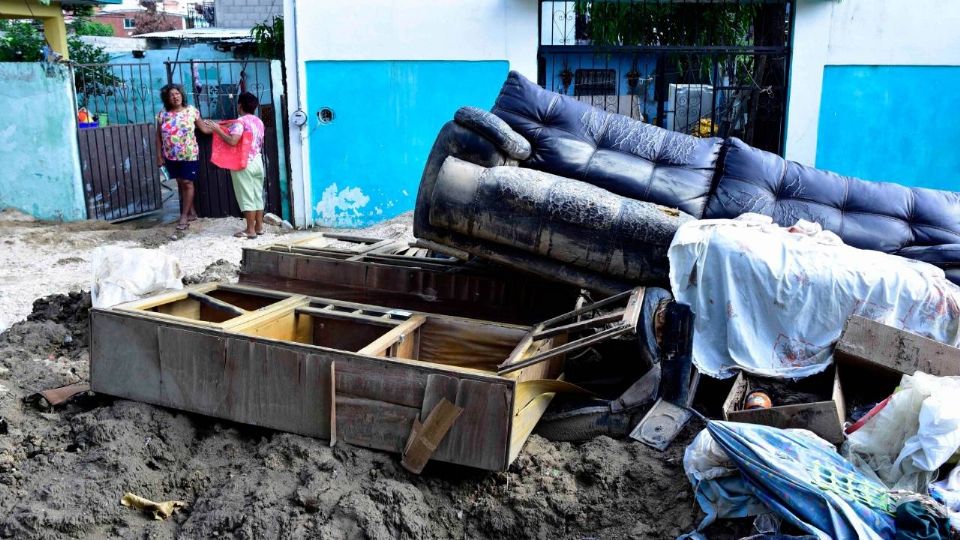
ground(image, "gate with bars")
xmin=538 ymin=0 xmax=794 ymax=154
xmin=73 ymin=59 xmax=285 ymax=221
xmin=74 ymin=63 xmax=164 ymax=221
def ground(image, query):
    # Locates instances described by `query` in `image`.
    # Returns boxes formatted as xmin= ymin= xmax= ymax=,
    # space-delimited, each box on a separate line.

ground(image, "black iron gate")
xmin=74 ymin=63 xmax=165 ymax=221
xmin=165 ymin=59 xmax=283 ymax=218
xmin=538 ymin=1 xmax=793 ymax=154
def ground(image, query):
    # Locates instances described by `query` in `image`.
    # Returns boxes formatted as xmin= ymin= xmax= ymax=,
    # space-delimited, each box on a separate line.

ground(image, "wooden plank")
xmin=498 ymin=324 xmax=634 ymax=375
xmin=428 ymin=379 xmax=512 ymax=471
xmin=90 ymin=311 xmax=162 ymax=403
xmin=835 ymin=315 xmax=960 ymax=377
xmin=157 ymin=325 xmax=228 ymax=414
xmin=509 ymin=393 xmax=554 ymax=463
xmin=188 ymin=292 xmax=247 ymax=317
xmin=532 ymin=311 xmax=623 ymax=340
xmin=335 ymin=395 xmax=420 ymax=453
xmin=329 ymin=361 xmax=337 ymax=446
xmin=357 ymin=315 xmax=427 ymax=356
xmin=334 ymin=359 xmax=427 ymax=408
xmin=220 ymin=338 xmax=330 ymax=437
xmin=401 ymin=399 xmax=463 ymax=474
xmin=294 ymin=306 xmax=405 ymax=327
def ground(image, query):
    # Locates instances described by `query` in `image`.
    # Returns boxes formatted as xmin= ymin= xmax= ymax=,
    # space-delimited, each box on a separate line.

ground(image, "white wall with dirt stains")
xmin=0 ymin=63 xmax=86 ymax=221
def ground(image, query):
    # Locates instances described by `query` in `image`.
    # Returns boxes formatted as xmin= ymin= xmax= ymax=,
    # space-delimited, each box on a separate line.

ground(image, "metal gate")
xmin=165 ymin=59 xmax=282 ymax=218
xmin=538 ymin=1 xmax=793 ymax=154
xmin=74 ymin=63 xmax=165 ymax=221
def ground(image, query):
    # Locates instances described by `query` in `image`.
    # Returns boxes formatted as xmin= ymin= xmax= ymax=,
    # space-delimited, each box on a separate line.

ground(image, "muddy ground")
xmin=0 ymin=214 xmax=752 ymax=539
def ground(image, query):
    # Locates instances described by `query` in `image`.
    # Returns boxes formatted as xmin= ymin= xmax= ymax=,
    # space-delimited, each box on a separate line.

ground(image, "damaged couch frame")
xmin=90 ymin=283 xmax=645 ymax=472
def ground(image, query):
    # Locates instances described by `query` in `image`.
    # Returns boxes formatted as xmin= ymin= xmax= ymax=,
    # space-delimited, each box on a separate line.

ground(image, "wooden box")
xmin=835 ymin=316 xmax=960 ymax=378
xmin=722 ymin=366 xmax=846 ymax=444
xmin=239 ymin=233 xmax=583 ymax=325
xmin=90 ymin=283 xmax=643 ymax=471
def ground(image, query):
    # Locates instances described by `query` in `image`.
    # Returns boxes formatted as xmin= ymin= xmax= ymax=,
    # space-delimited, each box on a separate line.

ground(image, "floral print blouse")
xmin=156 ymin=106 xmax=200 ymax=162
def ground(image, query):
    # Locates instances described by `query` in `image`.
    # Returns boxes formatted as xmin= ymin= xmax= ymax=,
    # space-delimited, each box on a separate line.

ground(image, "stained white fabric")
xmin=668 ymin=214 xmax=960 ymax=379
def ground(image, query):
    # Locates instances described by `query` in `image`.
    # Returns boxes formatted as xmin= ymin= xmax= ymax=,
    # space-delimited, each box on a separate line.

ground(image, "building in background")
xmin=213 ymin=0 xmax=279 ymax=28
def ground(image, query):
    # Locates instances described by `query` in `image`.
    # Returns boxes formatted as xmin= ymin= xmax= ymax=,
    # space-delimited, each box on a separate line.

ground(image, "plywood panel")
xmin=90 ymin=312 xmax=162 ymax=403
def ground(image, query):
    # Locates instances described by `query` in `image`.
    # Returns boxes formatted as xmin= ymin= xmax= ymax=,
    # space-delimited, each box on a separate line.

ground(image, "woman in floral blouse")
xmin=156 ymin=84 xmax=212 ymax=231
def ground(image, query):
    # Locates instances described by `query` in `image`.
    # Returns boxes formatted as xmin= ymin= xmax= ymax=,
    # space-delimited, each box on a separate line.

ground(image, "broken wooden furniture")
xmin=239 ymin=232 xmax=583 ymax=325
xmin=90 ymin=283 xmax=645 ymax=471
xmin=415 ymin=71 xmax=960 ymax=291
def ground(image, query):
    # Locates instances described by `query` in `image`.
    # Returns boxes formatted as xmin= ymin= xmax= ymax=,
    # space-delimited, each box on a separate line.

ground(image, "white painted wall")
xmin=284 ymin=0 xmax=538 ymax=227
xmin=786 ymin=0 xmax=960 ymax=166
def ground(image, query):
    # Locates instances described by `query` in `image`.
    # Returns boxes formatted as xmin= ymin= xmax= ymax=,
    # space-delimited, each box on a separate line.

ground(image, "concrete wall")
xmin=0 ymin=63 xmax=85 ymax=221
xmin=285 ymin=0 xmax=538 ymax=227
xmin=786 ymin=0 xmax=960 ymax=188
xmin=214 ymin=0 xmax=281 ymax=28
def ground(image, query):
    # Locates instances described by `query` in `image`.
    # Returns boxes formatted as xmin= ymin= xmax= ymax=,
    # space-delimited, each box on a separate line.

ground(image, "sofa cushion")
xmin=429 ymin=156 xmax=693 ymax=284
xmin=705 ymin=138 xmax=960 ymax=254
xmin=491 ymin=71 xmax=724 ymax=218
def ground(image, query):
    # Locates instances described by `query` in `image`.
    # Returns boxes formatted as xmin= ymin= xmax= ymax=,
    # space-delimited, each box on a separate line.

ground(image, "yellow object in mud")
xmin=120 ymin=492 xmax=186 ymax=520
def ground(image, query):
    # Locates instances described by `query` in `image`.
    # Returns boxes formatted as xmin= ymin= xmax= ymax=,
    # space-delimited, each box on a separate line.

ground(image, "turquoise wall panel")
xmin=305 ymin=60 xmax=509 ymax=227
xmin=0 ymin=63 xmax=85 ymax=221
xmin=816 ymin=65 xmax=960 ymax=190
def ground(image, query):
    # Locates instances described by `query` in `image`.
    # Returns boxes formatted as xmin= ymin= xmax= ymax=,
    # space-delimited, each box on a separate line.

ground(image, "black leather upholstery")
xmin=491 ymin=72 xmax=724 ymax=218
xmin=707 ymin=138 xmax=960 ymax=258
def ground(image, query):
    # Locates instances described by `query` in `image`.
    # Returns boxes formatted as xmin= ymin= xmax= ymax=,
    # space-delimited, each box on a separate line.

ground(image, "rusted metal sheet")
xmin=239 ymin=234 xmax=583 ymax=325
xmin=90 ymin=283 xmax=643 ymax=471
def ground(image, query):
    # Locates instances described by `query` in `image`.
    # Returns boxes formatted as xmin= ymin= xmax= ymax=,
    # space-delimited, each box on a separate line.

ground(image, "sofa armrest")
xmin=454 ymin=106 xmax=531 ymax=161
xmin=896 ymin=244 xmax=960 ymax=267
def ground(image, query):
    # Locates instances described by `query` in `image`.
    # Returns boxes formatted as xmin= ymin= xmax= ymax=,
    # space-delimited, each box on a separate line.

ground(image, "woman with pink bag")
xmin=205 ymin=92 xmax=266 ymax=239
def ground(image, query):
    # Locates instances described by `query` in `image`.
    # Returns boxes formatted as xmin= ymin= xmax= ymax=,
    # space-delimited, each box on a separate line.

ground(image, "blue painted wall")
xmin=816 ymin=65 xmax=960 ymax=190
xmin=0 ymin=63 xmax=86 ymax=221
xmin=305 ymin=60 xmax=509 ymax=227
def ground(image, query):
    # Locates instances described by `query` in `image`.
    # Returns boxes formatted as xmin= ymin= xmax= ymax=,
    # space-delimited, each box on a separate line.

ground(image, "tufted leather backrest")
xmin=706 ymin=138 xmax=960 ymax=254
xmin=491 ymin=71 xmax=724 ymax=218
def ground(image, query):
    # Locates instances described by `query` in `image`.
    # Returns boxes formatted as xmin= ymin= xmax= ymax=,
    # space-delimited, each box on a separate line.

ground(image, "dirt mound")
xmin=183 ymin=259 xmax=240 ymax=285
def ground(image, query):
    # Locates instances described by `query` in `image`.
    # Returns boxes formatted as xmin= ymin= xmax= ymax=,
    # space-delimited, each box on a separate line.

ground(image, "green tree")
xmin=0 ymin=21 xmax=44 ymax=61
xmin=251 ymin=16 xmax=284 ymax=61
xmin=71 ymin=18 xmax=114 ymax=37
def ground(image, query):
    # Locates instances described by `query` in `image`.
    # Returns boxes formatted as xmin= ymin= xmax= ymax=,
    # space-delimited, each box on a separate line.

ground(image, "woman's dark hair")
xmin=237 ymin=92 xmax=259 ymax=115
xmin=159 ymin=84 xmax=188 ymax=111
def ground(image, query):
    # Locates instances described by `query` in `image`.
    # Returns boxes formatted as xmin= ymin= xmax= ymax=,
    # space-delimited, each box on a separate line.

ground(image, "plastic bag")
xmin=211 ymin=121 xmax=253 ymax=171
xmin=843 ymin=372 xmax=960 ymax=492
xmin=91 ymin=247 xmax=184 ymax=308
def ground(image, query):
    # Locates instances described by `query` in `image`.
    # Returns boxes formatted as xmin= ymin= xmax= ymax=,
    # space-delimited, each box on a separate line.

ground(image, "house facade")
xmin=785 ymin=0 xmax=960 ymax=192
xmin=283 ymin=0 xmax=538 ymax=228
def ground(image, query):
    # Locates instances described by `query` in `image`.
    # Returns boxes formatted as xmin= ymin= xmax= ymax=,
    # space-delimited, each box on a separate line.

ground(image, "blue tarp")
xmin=706 ymin=421 xmax=897 ymax=540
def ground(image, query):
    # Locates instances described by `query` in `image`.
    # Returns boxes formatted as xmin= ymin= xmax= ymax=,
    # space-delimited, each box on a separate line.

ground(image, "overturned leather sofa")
xmin=415 ymin=71 xmax=960 ymax=292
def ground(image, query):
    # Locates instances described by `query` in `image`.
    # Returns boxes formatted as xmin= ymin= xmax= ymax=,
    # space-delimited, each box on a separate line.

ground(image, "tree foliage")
xmin=572 ymin=1 xmax=760 ymax=47
xmin=0 ymin=21 xmax=119 ymax=108
xmin=71 ymin=18 xmax=114 ymax=37
xmin=251 ymin=16 xmax=284 ymax=61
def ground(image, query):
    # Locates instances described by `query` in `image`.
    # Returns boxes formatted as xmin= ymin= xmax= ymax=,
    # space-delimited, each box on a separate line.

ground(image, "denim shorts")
xmin=164 ymin=159 xmax=200 ymax=182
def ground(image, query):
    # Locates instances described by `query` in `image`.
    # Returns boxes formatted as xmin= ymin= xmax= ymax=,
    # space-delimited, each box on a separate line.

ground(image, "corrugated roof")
xmin=134 ymin=27 xmax=252 ymax=40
